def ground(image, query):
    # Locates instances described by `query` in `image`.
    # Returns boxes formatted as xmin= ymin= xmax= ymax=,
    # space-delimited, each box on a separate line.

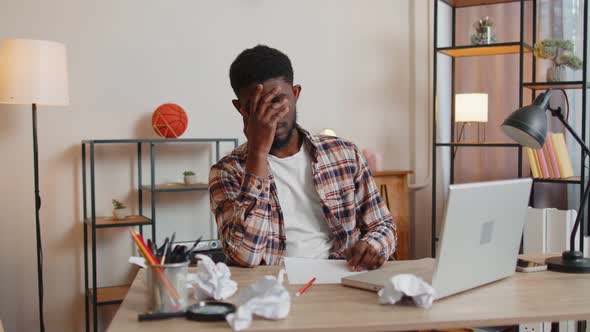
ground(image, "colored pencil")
xmin=296 ymin=277 xmax=316 ymax=296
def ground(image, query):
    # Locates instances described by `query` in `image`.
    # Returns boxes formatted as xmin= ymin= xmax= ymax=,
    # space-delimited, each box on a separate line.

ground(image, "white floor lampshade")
xmin=0 ymin=38 xmax=69 ymax=105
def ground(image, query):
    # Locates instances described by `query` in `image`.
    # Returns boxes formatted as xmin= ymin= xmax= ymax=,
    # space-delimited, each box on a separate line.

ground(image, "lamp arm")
xmin=552 ymin=110 xmax=590 ymax=253
xmin=552 ymin=108 xmax=590 ymax=156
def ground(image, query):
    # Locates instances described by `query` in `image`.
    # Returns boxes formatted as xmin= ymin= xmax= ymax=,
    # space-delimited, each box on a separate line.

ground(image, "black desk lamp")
xmin=502 ymin=89 xmax=590 ymax=273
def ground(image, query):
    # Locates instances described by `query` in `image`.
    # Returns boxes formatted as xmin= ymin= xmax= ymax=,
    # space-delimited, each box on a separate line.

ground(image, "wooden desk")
xmin=372 ymin=170 xmax=412 ymax=260
xmin=108 ymin=255 xmax=590 ymax=332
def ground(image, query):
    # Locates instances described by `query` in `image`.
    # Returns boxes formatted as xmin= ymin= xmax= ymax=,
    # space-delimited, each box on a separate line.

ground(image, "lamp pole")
xmin=32 ymin=102 xmax=45 ymax=332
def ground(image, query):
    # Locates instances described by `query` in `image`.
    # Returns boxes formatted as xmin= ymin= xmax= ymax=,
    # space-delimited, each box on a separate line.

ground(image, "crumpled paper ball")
xmin=226 ymin=269 xmax=290 ymax=331
xmin=378 ymin=273 xmax=435 ymax=309
xmin=188 ymin=254 xmax=237 ymax=301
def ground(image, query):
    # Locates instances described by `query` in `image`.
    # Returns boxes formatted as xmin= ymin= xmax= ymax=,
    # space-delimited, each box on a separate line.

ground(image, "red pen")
xmin=296 ymin=277 xmax=316 ymax=297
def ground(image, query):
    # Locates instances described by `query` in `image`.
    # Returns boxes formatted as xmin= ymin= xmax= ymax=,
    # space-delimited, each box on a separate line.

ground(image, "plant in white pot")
xmin=183 ymin=170 xmax=198 ymax=185
xmin=112 ymin=199 xmax=128 ymax=220
xmin=534 ymin=39 xmax=583 ymax=82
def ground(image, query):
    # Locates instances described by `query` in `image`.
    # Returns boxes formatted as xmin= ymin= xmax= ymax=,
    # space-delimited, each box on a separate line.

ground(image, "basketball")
xmin=151 ymin=103 xmax=188 ymax=138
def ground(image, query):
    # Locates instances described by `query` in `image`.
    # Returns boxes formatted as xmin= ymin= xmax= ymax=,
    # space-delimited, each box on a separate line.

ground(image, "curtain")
xmin=539 ymin=0 xmax=584 ymax=212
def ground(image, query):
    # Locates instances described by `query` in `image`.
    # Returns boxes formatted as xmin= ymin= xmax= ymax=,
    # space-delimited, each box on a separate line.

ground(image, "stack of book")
xmin=525 ymin=132 xmax=575 ymax=179
xmin=522 ymin=207 xmax=583 ymax=332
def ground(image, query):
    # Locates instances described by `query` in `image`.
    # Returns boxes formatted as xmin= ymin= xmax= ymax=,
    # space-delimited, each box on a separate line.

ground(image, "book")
xmin=536 ymin=148 xmax=550 ymax=179
xmin=532 ymin=149 xmax=543 ymax=178
xmin=545 ymin=134 xmax=561 ymax=178
xmin=542 ymin=142 xmax=555 ymax=178
xmin=558 ymin=321 xmax=575 ymax=332
xmin=551 ymin=133 xmax=574 ymax=179
xmin=523 ymin=207 xmax=546 ymax=254
xmin=521 ymin=208 xmax=578 ymax=332
xmin=546 ymin=208 xmax=578 ymax=253
xmin=547 ymin=208 xmax=579 ymax=332
xmin=525 ymin=147 xmax=540 ymax=178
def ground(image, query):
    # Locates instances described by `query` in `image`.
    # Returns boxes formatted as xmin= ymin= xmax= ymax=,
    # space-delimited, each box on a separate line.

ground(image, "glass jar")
xmin=146 ymin=261 xmax=189 ymax=313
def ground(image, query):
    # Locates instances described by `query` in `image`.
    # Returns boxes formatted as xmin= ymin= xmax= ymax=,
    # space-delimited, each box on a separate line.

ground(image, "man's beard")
xmin=271 ymin=123 xmax=296 ymax=149
xmin=271 ymin=110 xmax=297 ymax=149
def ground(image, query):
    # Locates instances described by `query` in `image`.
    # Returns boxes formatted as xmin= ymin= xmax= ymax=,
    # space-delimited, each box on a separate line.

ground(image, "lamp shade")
xmin=455 ymin=93 xmax=488 ymax=122
xmin=501 ymin=105 xmax=547 ymax=149
xmin=0 ymin=39 xmax=69 ymax=106
xmin=501 ymin=91 xmax=552 ymax=149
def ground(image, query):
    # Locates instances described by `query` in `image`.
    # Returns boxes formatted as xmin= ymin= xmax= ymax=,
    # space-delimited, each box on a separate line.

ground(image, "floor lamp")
xmin=0 ymin=39 xmax=69 ymax=331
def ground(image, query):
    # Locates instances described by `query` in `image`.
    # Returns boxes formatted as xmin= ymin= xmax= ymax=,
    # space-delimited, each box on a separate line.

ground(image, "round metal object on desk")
xmin=186 ymin=301 xmax=237 ymax=321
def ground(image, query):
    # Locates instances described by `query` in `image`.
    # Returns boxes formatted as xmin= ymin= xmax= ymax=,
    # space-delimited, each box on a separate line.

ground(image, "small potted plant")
xmin=183 ymin=170 xmax=198 ymax=185
xmin=534 ymin=39 xmax=583 ymax=82
xmin=471 ymin=16 xmax=496 ymax=45
xmin=112 ymin=199 xmax=128 ymax=220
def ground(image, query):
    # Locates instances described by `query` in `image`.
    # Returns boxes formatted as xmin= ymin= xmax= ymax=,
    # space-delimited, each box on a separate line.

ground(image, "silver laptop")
xmin=342 ymin=178 xmax=532 ymax=300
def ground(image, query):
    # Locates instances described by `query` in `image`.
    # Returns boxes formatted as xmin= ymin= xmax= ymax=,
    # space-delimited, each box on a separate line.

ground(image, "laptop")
xmin=342 ymin=178 xmax=533 ymax=300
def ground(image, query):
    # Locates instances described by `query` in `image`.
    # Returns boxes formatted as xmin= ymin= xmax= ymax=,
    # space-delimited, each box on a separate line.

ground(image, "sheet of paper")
xmin=284 ymin=257 xmax=362 ymax=284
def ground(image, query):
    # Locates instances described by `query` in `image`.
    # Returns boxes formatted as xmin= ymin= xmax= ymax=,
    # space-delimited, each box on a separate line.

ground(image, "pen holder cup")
xmin=146 ymin=261 xmax=189 ymax=313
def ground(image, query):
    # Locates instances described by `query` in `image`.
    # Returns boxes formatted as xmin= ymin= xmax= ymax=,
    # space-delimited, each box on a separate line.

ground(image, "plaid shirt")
xmin=209 ymin=127 xmax=397 ymax=267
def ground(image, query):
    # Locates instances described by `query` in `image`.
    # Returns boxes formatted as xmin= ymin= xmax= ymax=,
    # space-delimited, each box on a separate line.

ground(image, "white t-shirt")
xmin=267 ymin=145 xmax=334 ymax=258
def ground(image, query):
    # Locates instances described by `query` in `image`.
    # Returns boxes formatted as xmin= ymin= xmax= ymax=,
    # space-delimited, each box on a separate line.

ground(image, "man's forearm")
xmin=210 ymin=165 xmax=273 ymax=267
xmin=245 ymin=148 xmax=269 ymax=179
xmin=220 ymin=209 xmax=271 ymax=267
xmin=361 ymin=217 xmax=397 ymax=257
xmin=352 ymin=144 xmax=397 ymax=258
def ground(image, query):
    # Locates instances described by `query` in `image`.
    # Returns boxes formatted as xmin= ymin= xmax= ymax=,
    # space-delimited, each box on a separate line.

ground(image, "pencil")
xmin=296 ymin=277 xmax=316 ymax=297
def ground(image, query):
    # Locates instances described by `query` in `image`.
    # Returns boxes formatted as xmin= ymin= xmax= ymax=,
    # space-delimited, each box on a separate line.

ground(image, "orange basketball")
xmin=151 ymin=103 xmax=188 ymax=138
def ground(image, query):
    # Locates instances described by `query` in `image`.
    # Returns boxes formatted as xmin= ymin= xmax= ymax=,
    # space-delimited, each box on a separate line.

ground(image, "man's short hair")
xmin=229 ymin=45 xmax=294 ymax=96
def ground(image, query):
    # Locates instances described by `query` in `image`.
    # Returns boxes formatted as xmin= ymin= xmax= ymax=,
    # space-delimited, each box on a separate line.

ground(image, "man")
xmin=209 ymin=45 xmax=396 ymax=271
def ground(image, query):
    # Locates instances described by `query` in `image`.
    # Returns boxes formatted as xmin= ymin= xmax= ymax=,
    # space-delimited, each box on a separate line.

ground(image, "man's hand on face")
xmin=239 ymin=84 xmax=289 ymax=157
xmin=343 ymin=241 xmax=386 ymax=271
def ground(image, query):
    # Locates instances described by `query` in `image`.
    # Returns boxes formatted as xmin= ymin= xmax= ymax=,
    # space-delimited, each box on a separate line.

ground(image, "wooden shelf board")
xmin=436 ymin=142 xmax=520 ymax=147
xmin=441 ymin=0 xmax=528 ymax=8
xmin=372 ymin=170 xmax=414 ymax=177
xmin=82 ymin=138 xmax=238 ymax=144
xmin=523 ymin=81 xmax=587 ymax=90
xmin=437 ymin=43 xmax=532 ymax=58
xmin=89 ymin=285 xmax=130 ymax=305
xmin=141 ymin=182 xmax=208 ymax=192
xmin=89 ymin=215 xmax=152 ymax=228
xmin=533 ymin=176 xmax=582 ymax=184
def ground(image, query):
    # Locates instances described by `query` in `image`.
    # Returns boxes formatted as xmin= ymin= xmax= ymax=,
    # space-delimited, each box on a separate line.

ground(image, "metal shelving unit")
xmin=431 ymin=0 xmax=589 ymax=258
xmin=81 ymin=137 xmax=238 ymax=332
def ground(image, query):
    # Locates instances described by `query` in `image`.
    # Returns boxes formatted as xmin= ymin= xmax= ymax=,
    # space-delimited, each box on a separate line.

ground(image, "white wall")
xmin=0 ymin=1 xmax=432 ymax=331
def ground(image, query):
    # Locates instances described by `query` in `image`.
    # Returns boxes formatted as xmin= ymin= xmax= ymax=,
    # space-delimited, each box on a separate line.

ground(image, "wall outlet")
xmin=519 ymin=323 xmax=550 ymax=332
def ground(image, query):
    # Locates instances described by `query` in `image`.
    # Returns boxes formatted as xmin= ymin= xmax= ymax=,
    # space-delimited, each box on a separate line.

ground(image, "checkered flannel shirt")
xmin=208 ymin=127 xmax=397 ymax=267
